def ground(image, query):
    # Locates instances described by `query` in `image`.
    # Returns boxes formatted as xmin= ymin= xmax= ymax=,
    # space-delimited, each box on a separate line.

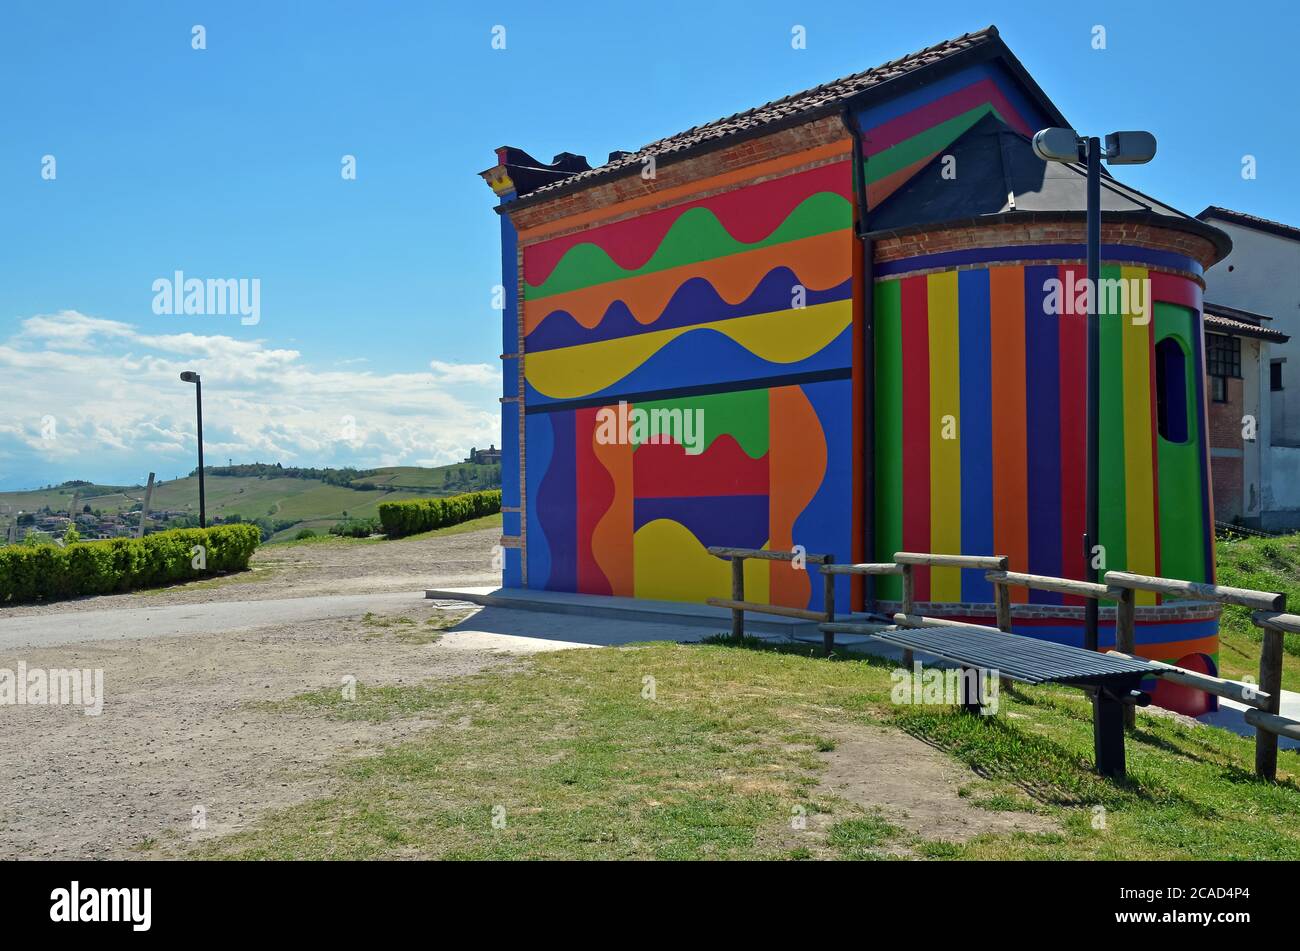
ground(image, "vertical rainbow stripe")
xmin=874 ymin=260 xmax=1213 ymax=621
xmin=927 ymin=271 xmax=962 ymax=602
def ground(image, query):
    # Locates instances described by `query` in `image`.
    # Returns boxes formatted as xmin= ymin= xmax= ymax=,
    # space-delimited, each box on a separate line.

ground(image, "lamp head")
xmin=179 ymin=371 xmax=199 ymax=383
xmin=1104 ymin=131 xmax=1157 ymax=165
xmin=1032 ymin=127 xmax=1083 ymax=164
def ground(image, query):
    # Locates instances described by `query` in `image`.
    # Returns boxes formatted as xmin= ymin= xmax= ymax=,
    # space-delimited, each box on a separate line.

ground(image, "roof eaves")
xmin=1205 ymin=313 xmax=1291 ymax=343
xmin=1204 ymin=301 xmax=1275 ymax=323
xmin=1197 ymin=206 xmax=1300 ymax=244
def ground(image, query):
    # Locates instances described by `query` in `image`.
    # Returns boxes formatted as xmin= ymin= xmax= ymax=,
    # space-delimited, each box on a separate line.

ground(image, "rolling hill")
xmin=0 ymin=463 xmax=502 ymax=543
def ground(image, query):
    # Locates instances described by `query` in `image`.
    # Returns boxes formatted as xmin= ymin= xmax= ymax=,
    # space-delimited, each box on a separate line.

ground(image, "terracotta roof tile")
xmin=1204 ymin=311 xmax=1290 ymax=343
xmin=520 ymin=26 xmax=1002 ymax=201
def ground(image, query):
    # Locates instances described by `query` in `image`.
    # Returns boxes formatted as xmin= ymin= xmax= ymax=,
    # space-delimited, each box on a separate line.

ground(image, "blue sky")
xmin=1 ymin=0 xmax=1296 ymax=489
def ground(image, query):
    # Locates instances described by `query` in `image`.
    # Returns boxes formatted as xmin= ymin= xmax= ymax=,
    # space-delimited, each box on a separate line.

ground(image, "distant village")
xmin=17 ymin=503 xmax=206 ymax=543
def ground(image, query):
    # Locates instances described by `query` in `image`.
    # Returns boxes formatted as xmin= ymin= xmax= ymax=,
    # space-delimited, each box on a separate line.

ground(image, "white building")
xmin=1199 ymin=207 xmax=1300 ymax=529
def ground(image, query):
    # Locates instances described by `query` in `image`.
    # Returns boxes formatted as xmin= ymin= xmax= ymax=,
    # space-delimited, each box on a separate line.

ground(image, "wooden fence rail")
xmin=985 ymin=563 xmax=1293 ymax=779
xmin=705 ymin=544 xmax=1297 ymax=782
xmin=1102 ymin=569 xmax=1289 ymax=778
xmin=888 ymin=552 xmax=1008 ymax=666
xmin=705 ymin=547 xmax=837 ymax=652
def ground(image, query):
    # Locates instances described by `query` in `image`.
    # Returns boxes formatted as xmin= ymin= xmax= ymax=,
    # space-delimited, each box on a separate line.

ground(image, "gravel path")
xmin=0 ymin=527 xmax=513 ymax=859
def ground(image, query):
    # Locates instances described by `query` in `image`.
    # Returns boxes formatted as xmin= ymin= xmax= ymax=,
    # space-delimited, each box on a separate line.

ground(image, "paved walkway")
xmin=0 ymin=590 xmax=738 ymax=653
xmin=0 ymin=591 xmax=424 ymax=651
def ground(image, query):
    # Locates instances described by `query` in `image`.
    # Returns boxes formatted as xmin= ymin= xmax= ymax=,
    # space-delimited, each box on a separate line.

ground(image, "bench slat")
xmin=865 ymin=625 xmax=1162 ymax=685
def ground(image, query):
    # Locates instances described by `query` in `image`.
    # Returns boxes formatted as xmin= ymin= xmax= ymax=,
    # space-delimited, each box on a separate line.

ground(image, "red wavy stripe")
xmin=633 ymin=434 xmax=768 ymax=498
xmin=524 ymin=162 xmax=851 ymax=286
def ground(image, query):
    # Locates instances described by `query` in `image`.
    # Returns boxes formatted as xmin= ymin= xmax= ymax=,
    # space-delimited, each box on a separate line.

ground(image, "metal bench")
xmin=833 ymin=623 xmax=1165 ymax=778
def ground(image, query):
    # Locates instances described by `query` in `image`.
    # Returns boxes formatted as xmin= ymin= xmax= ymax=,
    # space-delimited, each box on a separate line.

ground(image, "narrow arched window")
xmin=1155 ymin=337 xmax=1189 ymax=443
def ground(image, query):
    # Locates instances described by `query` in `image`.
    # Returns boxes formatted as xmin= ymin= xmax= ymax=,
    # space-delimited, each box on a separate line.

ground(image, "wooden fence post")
xmin=994 ymin=581 xmax=1012 ymax=633
xmin=730 ymin=556 xmax=745 ymax=641
xmin=1257 ymin=625 xmax=1284 ymax=781
xmin=1115 ymin=588 xmax=1137 ymax=729
xmin=822 ymin=564 xmax=836 ymax=656
xmin=900 ymin=563 xmax=915 ymax=670
xmin=993 ymin=579 xmax=1013 ymax=691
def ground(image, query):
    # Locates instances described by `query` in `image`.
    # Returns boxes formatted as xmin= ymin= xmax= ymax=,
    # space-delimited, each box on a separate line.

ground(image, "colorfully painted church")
xmin=479 ymin=25 xmax=1229 ymax=713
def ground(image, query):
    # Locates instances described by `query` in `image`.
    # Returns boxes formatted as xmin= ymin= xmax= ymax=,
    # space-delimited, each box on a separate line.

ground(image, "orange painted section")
xmin=1129 ymin=635 xmax=1220 ymax=665
xmin=769 ymin=385 xmax=825 ymax=607
xmin=866 ymin=153 xmax=936 ymax=208
xmin=590 ymin=412 xmax=635 ymax=596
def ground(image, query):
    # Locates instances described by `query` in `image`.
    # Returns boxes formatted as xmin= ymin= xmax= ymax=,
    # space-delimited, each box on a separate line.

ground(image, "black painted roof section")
xmin=502 ymin=25 xmax=1070 ymax=209
xmin=865 ymin=113 xmax=1232 ymax=262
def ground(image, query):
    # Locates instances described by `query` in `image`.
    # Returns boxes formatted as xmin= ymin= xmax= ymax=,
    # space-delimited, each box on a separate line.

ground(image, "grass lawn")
xmin=1214 ymin=532 xmax=1300 ymax=692
xmin=199 ymin=637 xmax=1300 ymax=861
xmin=264 ymin=512 xmax=502 ymax=548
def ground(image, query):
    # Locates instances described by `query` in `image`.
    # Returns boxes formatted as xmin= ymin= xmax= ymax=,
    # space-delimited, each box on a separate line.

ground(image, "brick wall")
xmin=1207 ymin=373 xmax=1244 ymax=521
xmin=876 ymin=599 xmax=1221 ymax=622
xmin=873 ymin=220 xmax=1220 ymax=275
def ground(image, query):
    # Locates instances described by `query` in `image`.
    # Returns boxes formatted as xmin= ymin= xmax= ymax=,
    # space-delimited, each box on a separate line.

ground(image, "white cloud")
xmin=0 ymin=310 xmax=500 ymax=488
xmin=428 ymin=358 xmax=499 ymax=386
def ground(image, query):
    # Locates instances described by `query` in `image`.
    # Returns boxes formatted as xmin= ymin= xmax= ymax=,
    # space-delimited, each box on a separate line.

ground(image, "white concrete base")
xmin=1198 ymin=694 xmax=1300 ymax=750
xmin=426 ymin=585 xmax=888 ymax=646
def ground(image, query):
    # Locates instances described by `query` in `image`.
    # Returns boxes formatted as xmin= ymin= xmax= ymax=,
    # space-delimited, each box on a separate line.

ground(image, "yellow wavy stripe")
xmin=633 ymin=518 xmax=770 ymax=604
xmin=525 ymin=299 xmax=852 ymax=400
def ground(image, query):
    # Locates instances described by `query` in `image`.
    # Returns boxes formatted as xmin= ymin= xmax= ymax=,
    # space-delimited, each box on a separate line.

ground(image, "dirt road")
xmin=0 ymin=528 xmax=511 ymax=858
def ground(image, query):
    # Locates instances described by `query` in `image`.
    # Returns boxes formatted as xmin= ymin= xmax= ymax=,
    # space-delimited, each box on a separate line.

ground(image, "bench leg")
xmin=1092 ymin=687 xmax=1127 ymax=779
xmin=730 ymin=557 xmax=745 ymax=641
xmin=960 ymin=667 xmax=983 ymax=715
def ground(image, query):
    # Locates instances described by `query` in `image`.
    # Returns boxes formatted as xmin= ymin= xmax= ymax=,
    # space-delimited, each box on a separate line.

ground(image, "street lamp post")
xmin=1032 ymin=128 xmax=1156 ymax=652
xmin=179 ymin=371 xmax=206 ymax=528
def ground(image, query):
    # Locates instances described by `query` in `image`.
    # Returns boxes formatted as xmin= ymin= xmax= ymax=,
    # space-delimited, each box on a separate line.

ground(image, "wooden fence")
xmin=705 ymin=547 xmax=837 ymax=652
xmin=708 ymin=545 xmax=1298 ymax=782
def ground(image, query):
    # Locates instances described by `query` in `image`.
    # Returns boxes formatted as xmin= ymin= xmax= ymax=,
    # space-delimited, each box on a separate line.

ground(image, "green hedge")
xmin=378 ymin=490 xmax=501 ymax=538
xmin=0 ymin=523 xmax=261 ymax=605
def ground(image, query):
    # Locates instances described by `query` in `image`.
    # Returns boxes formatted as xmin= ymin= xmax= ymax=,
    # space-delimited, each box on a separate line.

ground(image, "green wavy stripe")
xmin=527 ymin=191 xmax=852 ymax=300
xmin=631 ymin=388 xmax=770 ymax=459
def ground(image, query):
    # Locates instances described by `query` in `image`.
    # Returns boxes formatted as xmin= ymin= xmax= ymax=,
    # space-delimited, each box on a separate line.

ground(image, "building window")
xmin=1206 ymin=332 xmax=1241 ymax=379
xmin=1211 ymin=375 xmax=1228 ymax=403
xmin=1272 ymin=360 xmax=1285 ymax=392
xmin=1156 ymin=337 xmax=1189 ymax=442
